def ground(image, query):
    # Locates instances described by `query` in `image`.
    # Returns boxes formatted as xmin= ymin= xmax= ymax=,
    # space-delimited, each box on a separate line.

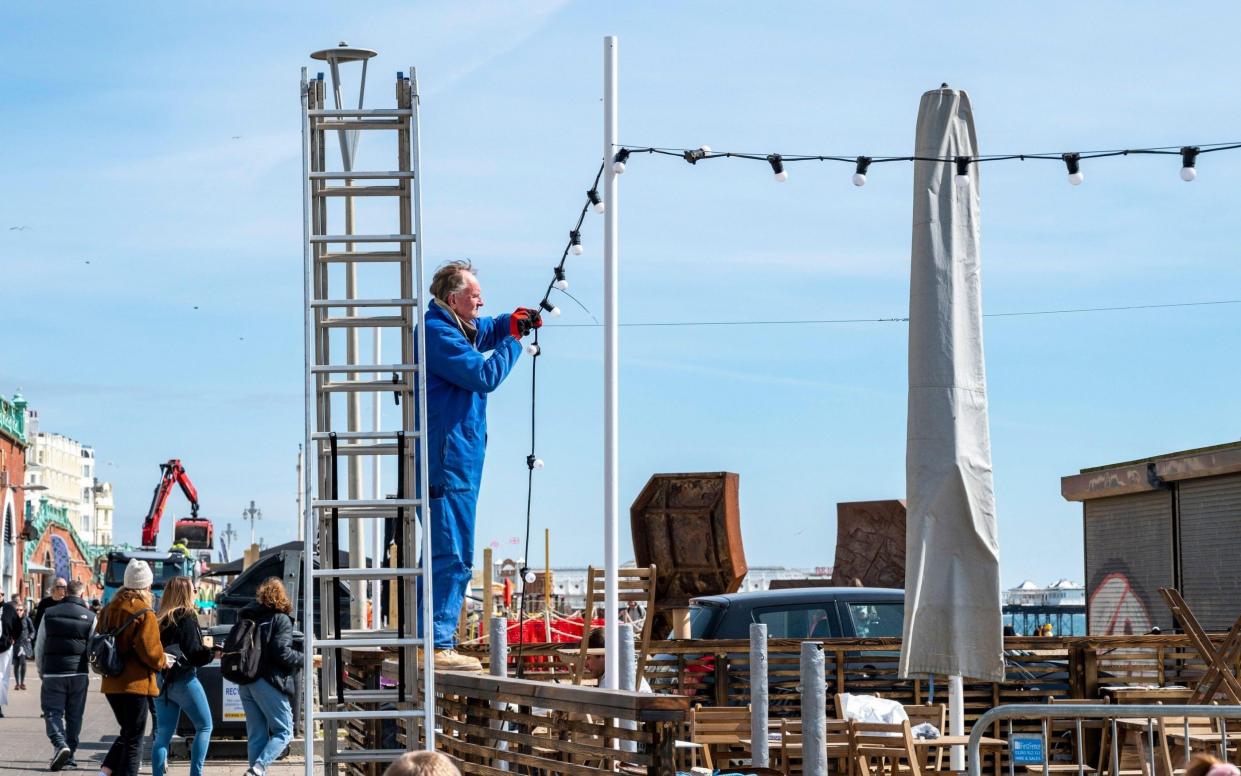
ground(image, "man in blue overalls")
xmin=420 ymin=260 xmax=539 ymax=671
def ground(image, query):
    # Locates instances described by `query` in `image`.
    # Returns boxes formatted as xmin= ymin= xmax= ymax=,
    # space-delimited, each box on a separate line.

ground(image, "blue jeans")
xmin=238 ymin=678 xmax=294 ymax=770
xmin=417 ymin=487 xmax=478 ymax=648
xmin=41 ymin=674 xmax=88 ymax=754
xmin=153 ymin=672 xmax=213 ymax=776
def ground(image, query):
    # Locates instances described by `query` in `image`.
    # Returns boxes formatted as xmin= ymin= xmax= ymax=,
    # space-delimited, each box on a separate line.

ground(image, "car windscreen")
xmin=845 ymin=601 xmax=904 ymax=638
xmin=106 ymin=557 xmax=183 ymax=588
xmin=753 ymin=605 xmax=834 ymax=639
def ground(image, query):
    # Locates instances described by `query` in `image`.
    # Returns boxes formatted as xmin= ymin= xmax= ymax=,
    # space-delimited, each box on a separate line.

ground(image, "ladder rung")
xmin=312 ymin=363 xmax=418 ymax=374
xmin=314 ymin=708 xmax=426 ymax=721
xmin=314 ymin=498 xmax=421 ymax=509
xmin=316 ymin=186 xmax=405 ymax=198
xmin=320 ymin=444 xmax=399 ymax=456
xmin=320 ymin=315 xmax=407 ymax=328
xmin=313 ymin=636 xmax=423 ymax=649
xmin=322 ymin=508 xmax=414 ymax=519
xmin=310 ymin=233 xmax=417 ymax=244
xmin=320 ymin=379 xmax=412 ymax=393
xmin=311 ymin=298 xmax=418 ymax=308
xmin=315 ymin=120 xmax=404 ymax=131
xmin=312 ymin=567 xmax=421 ymax=579
xmin=329 ymin=749 xmax=409 ymax=763
xmin=318 ymin=250 xmax=406 ymax=262
xmin=308 ymin=108 xmax=413 ymax=118
xmin=312 ymin=430 xmax=419 ymax=440
xmin=309 ymin=171 xmax=414 ymax=180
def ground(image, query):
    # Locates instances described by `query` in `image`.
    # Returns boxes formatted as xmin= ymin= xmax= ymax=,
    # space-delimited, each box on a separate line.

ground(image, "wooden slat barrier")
xmin=434 ymin=670 xmax=689 ymax=776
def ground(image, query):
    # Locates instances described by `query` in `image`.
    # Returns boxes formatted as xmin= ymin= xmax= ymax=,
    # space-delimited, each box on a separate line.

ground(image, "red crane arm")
xmin=140 ymin=459 xmax=201 ymax=547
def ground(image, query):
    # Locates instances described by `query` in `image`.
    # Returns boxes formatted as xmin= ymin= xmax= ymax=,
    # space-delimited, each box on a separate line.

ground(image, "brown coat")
xmin=98 ymin=589 xmax=165 ymax=696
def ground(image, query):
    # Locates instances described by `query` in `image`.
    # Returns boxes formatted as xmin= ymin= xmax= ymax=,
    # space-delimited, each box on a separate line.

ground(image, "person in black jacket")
xmin=12 ymin=601 xmax=34 ymax=690
xmin=30 ymin=576 xmax=67 ymax=636
xmin=151 ymin=576 xmax=215 ymax=776
xmin=236 ymin=577 xmax=303 ymax=776
xmin=35 ymin=579 xmax=95 ymax=771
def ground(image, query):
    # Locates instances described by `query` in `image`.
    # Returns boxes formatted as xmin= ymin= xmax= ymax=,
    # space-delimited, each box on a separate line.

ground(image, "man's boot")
xmin=422 ymin=648 xmax=482 ymax=672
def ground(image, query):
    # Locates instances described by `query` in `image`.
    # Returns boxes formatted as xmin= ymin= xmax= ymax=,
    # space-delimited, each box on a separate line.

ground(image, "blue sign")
xmin=1010 ymin=733 xmax=1045 ymax=765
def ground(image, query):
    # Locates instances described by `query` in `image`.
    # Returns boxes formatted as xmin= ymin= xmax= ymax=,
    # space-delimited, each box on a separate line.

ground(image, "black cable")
xmin=539 ymin=298 xmax=1241 ymax=328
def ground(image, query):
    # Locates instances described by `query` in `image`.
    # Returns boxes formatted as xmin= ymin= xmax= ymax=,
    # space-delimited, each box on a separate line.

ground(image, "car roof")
xmin=691 ymin=587 xmax=904 ymax=607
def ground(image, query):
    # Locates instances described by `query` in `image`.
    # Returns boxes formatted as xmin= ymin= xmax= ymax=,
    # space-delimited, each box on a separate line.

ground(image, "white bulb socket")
xmin=612 ymin=161 xmax=626 ymax=174
xmin=1180 ymin=167 xmax=1197 ymax=182
xmin=954 ymin=174 xmax=971 ymax=189
xmin=524 ymin=342 xmax=540 ymax=356
xmin=852 ymin=173 xmax=867 ymax=187
xmin=549 ymin=306 xmax=561 ymax=318
xmin=554 ymin=278 xmax=569 ymax=291
xmin=699 ymin=145 xmax=712 ymax=154
xmin=523 ymin=570 xmax=537 ymax=584
xmin=774 ymin=170 xmax=789 ymax=183
xmin=593 ymin=201 xmax=606 ymax=214
xmin=1068 ymin=171 xmax=1085 ymax=186
xmin=532 ymin=458 xmax=544 ymax=470
xmin=572 ymin=244 xmax=584 ymax=256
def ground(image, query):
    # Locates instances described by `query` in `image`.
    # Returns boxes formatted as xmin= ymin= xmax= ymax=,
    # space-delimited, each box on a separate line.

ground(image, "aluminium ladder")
xmin=300 ymin=60 xmax=435 ymax=774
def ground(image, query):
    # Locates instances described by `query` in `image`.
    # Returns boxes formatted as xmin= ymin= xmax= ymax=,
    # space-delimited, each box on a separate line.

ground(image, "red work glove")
xmin=509 ymin=307 xmax=542 ymax=339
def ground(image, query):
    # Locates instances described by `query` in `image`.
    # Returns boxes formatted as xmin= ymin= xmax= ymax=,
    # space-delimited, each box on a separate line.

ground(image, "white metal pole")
xmin=950 ymin=673 xmax=965 ymax=769
xmin=601 ymin=35 xmax=620 ymax=690
xmin=298 ymin=66 xmax=317 ymax=776
xmin=372 ymin=329 xmax=382 ymax=628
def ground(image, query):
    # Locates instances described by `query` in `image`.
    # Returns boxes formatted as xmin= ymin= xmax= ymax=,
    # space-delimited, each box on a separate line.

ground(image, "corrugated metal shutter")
xmin=1084 ymin=490 xmax=1174 ymax=635
xmin=1178 ymin=473 xmax=1241 ymax=631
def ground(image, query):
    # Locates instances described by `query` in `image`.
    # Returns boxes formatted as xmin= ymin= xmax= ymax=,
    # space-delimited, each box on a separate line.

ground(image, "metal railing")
xmin=968 ymin=704 xmax=1241 ymax=776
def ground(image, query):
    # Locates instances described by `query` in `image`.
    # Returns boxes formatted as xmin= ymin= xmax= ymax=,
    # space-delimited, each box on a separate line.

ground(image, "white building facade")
xmin=24 ymin=412 xmax=115 ymax=548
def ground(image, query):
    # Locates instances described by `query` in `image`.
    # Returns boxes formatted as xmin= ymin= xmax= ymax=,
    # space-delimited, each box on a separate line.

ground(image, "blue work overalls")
xmin=419 ymin=302 xmax=521 ymax=648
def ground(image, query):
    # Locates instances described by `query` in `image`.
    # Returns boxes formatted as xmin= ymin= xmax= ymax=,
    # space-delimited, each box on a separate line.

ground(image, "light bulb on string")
xmin=526 ymin=454 xmax=545 ymax=471
xmin=587 ymin=188 xmax=605 ymax=213
xmin=612 ymin=149 xmax=630 ymax=174
xmin=570 ymin=230 xmax=583 ymax=256
xmin=682 ymin=145 xmax=712 ymax=164
xmin=540 ymin=299 xmax=561 ymax=318
xmin=767 ymin=153 xmax=788 ymax=182
xmin=852 ymin=156 xmax=872 ymax=187
xmin=954 ymin=156 xmax=972 ymax=189
xmin=1180 ymin=146 xmax=1199 ymax=182
xmin=524 ymin=342 xmax=540 ymax=356
xmin=553 ymin=266 xmax=569 ymax=292
xmin=1063 ymin=153 xmax=1084 ymax=185
xmin=522 ymin=568 xmax=537 ymax=585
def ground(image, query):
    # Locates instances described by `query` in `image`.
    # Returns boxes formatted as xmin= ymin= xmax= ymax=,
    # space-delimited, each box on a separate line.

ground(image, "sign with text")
xmin=1010 ymin=733 xmax=1045 ymax=765
xmin=221 ymin=677 xmax=246 ymax=721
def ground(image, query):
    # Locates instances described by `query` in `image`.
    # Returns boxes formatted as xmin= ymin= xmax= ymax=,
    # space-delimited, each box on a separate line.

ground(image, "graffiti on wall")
xmin=1088 ymin=568 xmax=1153 ymax=635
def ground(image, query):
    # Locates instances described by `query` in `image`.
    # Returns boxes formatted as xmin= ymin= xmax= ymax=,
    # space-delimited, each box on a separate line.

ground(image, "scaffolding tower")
xmin=300 ymin=44 xmax=434 ymax=774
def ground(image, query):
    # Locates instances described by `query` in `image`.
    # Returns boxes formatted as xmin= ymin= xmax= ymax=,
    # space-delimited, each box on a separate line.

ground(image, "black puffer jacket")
xmin=237 ymin=602 xmax=303 ymax=698
xmin=37 ymin=596 xmax=94 ymax=674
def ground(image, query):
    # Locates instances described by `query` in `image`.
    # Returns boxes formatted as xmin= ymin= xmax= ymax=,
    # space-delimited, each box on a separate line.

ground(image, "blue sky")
xmin=3 ymin=2 xmax=1239 ymax=588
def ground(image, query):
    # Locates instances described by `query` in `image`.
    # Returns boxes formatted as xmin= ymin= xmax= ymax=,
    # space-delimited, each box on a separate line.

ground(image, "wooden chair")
xmin=571 ymin=564 xmax=658 ymax=685
xmin=690 ymin=704 xmax=752 ymax=770
xmin=852 ymin=719 xmax=923 ymax=776
xmin=773 ymin=718 xmax=855 ymax=776
xmin=904 ymin=703 xmax=947 ymax=771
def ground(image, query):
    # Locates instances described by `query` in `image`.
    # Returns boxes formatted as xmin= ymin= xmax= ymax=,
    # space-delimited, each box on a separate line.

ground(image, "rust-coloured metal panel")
xmin=630 ymin=472 xmax=746 ymax=609
xmin=831 ymin=499 xmax=906 ymax=588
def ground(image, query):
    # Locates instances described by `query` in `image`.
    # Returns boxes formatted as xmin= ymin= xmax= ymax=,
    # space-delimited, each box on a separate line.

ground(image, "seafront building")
xmin=0 ymin=392 xmax=29 ymax=598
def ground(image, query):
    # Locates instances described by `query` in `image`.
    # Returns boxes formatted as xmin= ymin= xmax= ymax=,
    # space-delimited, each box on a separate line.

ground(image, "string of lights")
xmin=613 ymin=140 xmax=1241 ymax=186
xmin=511 ymin=136 xmax=1241 ymax=665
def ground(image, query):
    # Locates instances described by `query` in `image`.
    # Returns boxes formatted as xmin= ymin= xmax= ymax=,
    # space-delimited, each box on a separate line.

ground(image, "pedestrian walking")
xmin=0 ymin=589 xmax=20 ymax=717
xmin=152 ymin=576 xmax=216 ymax=776
xmin=35 ymin=578 xmax=96 ymax=771
xmin=13 ymin=601 xmax=34 ymax=690
xmin=233 ymin=577 xmax=303 ymax=776
xmin=31 ymin=577 xmax=68 ymax=635
xmin=97 ymin=559 xmax=172 ymax=776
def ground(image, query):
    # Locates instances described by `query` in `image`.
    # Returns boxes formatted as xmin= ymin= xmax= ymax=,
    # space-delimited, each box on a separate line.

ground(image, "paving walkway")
xmin=0 ymin=673 xmax=311 ymax=775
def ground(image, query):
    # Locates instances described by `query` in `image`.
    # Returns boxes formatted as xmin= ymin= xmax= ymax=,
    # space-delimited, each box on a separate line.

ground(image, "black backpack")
xmin=220 ymin=618 xmax=266 ymax=684
xmin=88 ymin=608 xmax=152 ymax=677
